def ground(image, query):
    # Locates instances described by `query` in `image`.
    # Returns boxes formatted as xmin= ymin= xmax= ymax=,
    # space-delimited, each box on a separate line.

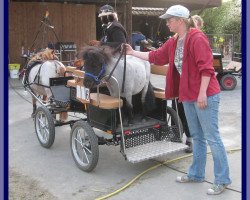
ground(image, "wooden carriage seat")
xmin=90 ymin=93 xmax=123 ymax=109
xmin=151 ymin=64 xmax=169 ymax=99
xmin=66 ymin=68 xmax=84 ymax=87
xmin=66 ymin=67 xmax=123 ymax=109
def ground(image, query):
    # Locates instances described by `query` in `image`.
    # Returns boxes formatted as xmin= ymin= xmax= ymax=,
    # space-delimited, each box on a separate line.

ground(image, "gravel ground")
xmin=9 ymin=168 xmax=57 ymax=200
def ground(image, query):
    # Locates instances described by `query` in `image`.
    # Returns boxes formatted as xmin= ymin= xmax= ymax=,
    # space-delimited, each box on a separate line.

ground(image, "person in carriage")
xmin=89 ymin=5 xmax=127 ymax=51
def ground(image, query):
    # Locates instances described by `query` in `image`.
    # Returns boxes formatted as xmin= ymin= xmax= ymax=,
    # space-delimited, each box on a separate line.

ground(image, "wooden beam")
xmin=126 ymin=0 xmax=132 ymax=44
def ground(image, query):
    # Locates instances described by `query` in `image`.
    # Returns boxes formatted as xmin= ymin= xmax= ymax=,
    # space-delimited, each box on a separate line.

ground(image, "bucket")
xmin=10 ymin=69 xmax=19 ymax=79
xmin=9 ymin=64 xmax=20 ymax=79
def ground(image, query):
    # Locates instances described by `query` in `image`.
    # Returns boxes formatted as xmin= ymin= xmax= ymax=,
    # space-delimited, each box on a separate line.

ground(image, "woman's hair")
xmin=182 ymin=17 xmax=196 ymax=30
xmin=179 ymin=15 xmax=203 ymax=31
xmin=192 ymin=15 xmax=204 ymax=29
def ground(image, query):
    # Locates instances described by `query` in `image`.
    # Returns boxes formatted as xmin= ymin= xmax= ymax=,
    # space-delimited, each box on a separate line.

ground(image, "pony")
xmin=29 ymin=48 xmax=59 ymax=62
xmin=24 ymin=49 xmax=67 ymax=121
xmin=81 ymin=46 xmax=155 ymax=125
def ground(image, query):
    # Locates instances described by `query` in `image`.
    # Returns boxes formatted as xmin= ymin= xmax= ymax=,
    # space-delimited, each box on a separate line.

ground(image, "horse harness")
xmin=24 ymin=60 xmax=61 ymax=89
xmin=84 ymin=45 xmax=127 ymax=92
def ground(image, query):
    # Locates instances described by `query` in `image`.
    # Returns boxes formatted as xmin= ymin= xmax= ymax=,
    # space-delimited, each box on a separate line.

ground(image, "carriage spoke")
xmin=82 ymin=148 xmax=90 ymax=164
xmin=74 ymin=137 xmax=83 ymax=147
xmin=74 ymin=128 xmax=91 ymax=164
xmin=43 ymin=126 xmax=50 ymax=141
xmin=38 ymin=116 xmax=46 ymax=128
xmin=77 ymin=129 xmax=85 ymax=144
xmin=83 ymin=145 xmax=92 ymax=154
xmin=41 ymin=118 xmax=49 ymax=141
xmin=36 ymin=112 xmax=50 ymax=142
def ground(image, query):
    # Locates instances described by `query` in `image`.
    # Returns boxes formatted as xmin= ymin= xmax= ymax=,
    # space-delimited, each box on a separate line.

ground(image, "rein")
xmin=25 ymin=60 xmax=60 ymax=88
xmin=106 ymin=45 xmax=127 ymax=92
xmin=106 ymin=46 xmax=126 ymax=81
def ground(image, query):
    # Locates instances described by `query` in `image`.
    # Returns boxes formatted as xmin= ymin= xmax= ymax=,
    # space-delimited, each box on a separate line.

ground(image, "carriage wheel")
xmin=34 ymin=106 xmax=55 ymax=148
xmin=70 ymin=121 xmax=99 ymax=172
xmin=220 ymin=74 xmax=237 ymax=90
xmin=165 ymin=106 xmax=184 ymax=142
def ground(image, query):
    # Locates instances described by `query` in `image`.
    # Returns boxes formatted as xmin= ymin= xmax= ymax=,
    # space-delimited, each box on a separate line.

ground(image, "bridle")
xmin=84 ymin=63 xmax=107 ymax=84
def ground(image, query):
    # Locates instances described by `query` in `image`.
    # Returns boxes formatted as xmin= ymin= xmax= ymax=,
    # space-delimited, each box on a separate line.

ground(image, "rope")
xmin=95 ymin=148 xmax=242 ymax=200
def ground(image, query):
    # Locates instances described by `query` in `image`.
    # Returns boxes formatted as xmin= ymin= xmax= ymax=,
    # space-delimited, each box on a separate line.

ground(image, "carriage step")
xmin=125 ymin=141 xmax=187 ymax=163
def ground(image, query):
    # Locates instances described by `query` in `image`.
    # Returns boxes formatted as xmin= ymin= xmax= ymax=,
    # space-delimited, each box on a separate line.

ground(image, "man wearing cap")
xmin=90 ymin=5 xmax=127 ymax=50
xmin=123 ymin=5 xmax=231 ymax=195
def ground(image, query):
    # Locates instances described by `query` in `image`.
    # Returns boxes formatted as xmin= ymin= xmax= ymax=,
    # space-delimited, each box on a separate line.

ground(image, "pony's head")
xmin=73 ymin=51 xmax=85 ymax=69
xmin=56 ymin=62 xmax=66 ymax=76
xmin=30 ymin=48 xmax=58 ymax=61
xmin=42 ymin=48 xmax=58 ymax=60
xmin=81 ymin=46 xmax=111 ymax=88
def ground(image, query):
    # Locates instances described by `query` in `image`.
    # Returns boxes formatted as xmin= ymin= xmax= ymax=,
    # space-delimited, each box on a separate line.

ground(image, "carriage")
xmin=213 ymin=53 xmax=241 ymax=90
xmin=22 ymin=48 xmax=187 ymax=172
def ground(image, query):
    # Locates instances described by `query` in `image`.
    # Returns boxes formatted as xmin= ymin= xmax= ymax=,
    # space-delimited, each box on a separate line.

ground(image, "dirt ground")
xmin=9 ymin=168 xmax=57 ymax=200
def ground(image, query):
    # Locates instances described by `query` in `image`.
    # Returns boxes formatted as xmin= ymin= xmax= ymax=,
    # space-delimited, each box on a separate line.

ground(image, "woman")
xmin=123 ymin=4 xmax=231 ymax=195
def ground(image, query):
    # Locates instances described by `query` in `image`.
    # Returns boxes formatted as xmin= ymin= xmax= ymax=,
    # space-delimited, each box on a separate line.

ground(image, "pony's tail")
xmin=144 ymin=81 xmax=156 ymax=114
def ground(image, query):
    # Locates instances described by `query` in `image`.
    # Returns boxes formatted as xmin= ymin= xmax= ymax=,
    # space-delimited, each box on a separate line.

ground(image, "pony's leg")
xmin=140 ymin=84 xmax=149 ymax=121
xmin=42 ymin=95 xmax=48 ymax=103
xmin=59 ymin=112 xmax=68 ymax=122
xmin=125 ymin=95 xmax=134 ymax=125
xmin=141 ymin=82 xmax=156 ymax=121
xmin=32 ymin=96 xmax=37 ymax=118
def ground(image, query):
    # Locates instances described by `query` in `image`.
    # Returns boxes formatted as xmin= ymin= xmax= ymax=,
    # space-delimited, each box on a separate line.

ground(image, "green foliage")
xmin=200 ymin=0 xmax=241 ymax=35
xmin=192 ymin=0 xmax=241 ymax=52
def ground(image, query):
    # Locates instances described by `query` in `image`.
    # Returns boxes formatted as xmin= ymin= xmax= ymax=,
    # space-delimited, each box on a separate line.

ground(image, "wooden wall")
xmin=9 ymin=2 xmax=96 ymax=63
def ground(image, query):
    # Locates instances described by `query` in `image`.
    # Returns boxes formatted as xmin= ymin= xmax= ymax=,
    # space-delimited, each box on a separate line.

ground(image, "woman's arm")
xmin=123 ymin=44 xmax=149 ymax=61
xmin=197 ymin=76 xmax=211 ymax=109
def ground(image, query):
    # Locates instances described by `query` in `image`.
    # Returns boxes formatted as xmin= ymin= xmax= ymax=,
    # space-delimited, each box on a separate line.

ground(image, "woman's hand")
xmin=122 ymin=43 xmax=150 ymax=61
xmin=197 ymin=92 xmax=207 ymax=109
xmin=122 ymin=43 xmax=134 ymax=55
xmin=197 ymin=76 xmax=210 ymax=109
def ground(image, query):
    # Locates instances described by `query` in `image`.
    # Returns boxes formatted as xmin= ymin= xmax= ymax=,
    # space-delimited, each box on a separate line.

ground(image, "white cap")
xmin=159 ymin=5 xmax=190 ymax=19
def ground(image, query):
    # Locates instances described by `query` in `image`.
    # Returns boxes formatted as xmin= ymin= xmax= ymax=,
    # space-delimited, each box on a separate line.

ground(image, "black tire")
xmin=165 ymin=106 xmax=184 ymax=142
xmin=70 ymin=121 xmax=99 ymax=172
xmin=34 ymin=106 xmax=55 ymax=148
xmin=216 ymin=73 xmax=224 ymax=90
xmin=220 ymin=74 xmax=237 ymax=90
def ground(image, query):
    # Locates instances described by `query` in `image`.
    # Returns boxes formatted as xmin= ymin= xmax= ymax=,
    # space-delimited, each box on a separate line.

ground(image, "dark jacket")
xmin=101 ymin=21 xmax=127 ymax=49
xmin=149 ymin=28 xmax=220 ymax=102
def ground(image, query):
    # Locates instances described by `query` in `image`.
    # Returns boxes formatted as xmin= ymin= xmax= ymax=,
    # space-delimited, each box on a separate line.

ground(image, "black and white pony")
xmin=81 ymin=46 xmax=155 ymax=125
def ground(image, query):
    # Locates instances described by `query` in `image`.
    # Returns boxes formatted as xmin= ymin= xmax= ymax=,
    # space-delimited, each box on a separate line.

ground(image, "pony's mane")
xmin=80 ymin=46 xmax=112 ymax=65
xmin=30 ymin=48 xmax=58 ymax=62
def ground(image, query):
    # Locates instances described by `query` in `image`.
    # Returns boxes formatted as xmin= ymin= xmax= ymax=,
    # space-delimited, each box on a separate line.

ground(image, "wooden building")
xmin=9 ymin=0 xmax=221 ymax=63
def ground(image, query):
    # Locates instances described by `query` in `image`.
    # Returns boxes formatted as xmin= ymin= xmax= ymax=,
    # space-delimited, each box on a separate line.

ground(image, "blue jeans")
xmin=183 ymin=94 xmax=231 ymax=185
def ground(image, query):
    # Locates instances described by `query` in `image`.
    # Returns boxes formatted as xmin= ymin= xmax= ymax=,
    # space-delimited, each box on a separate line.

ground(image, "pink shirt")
xmin=149 ymin=28 xmax=220 ymax=102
